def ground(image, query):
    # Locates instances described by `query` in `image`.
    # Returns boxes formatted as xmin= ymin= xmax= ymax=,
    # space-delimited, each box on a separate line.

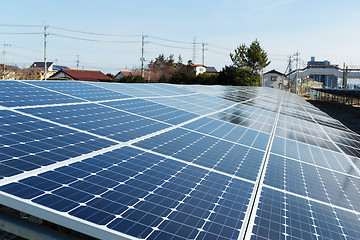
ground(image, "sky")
xmin=1 ymin=0 xmax=360 ymax=74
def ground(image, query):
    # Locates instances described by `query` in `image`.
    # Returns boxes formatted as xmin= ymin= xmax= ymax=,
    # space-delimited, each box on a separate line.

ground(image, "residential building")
xmin=191 ymin=65 xmax=218 ymax=76
xmin=192 ymin=65 xmax=207 ymax=75
xmin=19 ymin=62 xmax=57 ymax=80
xmin=0 ymin=64 xmax=20 ymax=80
xmin=50 ymin=69 xmax=113 ymax=82
xmin=307 ymin=57 xmax=338 ymax=88
xmin=263 ymin=69 xmax=287 ymax=89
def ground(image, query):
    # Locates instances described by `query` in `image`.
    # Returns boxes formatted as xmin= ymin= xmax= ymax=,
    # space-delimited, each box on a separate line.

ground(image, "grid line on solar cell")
xmin=24 ymin=81 xmax=132 ymax=102
xmin=0 ymin=146 xmax=254 ymax=240
xmin=2 ymin=82 xmax=360 ymax=240
xmin=134 ymin=128 xmax=266 ymax=181
xmin=0 ymin=95 xmax=261 ymax=188
xmin=271 ymin=136 xmax=360 ymax=178
xmin=263 ymin=154 xmax=360 ymax=216
xmin=0 ymin=109 xmax=117 ymax=180
xmin=0 ymin=107 xmax=260 ymax=193
xmin=240 ymin=92 xmax=284 ymax=240
xmin=0 ymin=81 xmax=85 ymax=107
xmin=251 ymin=186 xmax=360 ymax=240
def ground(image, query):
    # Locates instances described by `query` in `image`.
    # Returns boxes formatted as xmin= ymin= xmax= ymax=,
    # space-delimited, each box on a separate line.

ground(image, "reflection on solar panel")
xmin=0 ymin=80 xmax=360 ymax=240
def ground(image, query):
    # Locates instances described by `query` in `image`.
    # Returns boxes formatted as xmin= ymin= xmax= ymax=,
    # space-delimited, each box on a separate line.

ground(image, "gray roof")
xmin=206 ymin=66 xmax=218 ymax=73
xmin=264 ymin=69 xmax=285 ymax=76
xmin=30 ymin=62 xmax=54 ymax=68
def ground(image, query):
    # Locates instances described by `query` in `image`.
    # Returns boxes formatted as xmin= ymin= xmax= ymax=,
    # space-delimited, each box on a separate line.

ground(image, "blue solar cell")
xmin=0 ymin=182 xmax=44 ymax=199
xmin=22 ymin=103 xmax=170 ymax=142
xmin=1 ymin=82 xmax=360 ymax=240
xmin=0 ymin=81 xmax=84 ymax=107
xmin=27 ymin=80 xmax=132 ymax=101
xmin=69 ymin=205 xmax=115 ymax=225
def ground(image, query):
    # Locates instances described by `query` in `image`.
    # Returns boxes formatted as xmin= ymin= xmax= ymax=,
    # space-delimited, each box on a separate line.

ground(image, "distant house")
xmin=263 ymin=69 xmax=287 ymax=90
xmin=0 ymin=64 xmax=20 ymax=80
xmin=205 ymin=66 xmax=218 ymax=75
xmin=191 ymin=65 xmax=218 ymax=75
xmin=26 ymin=62 xmax=56 ymax=80
xmin=30 ymin=62 xmax=54 ymax=71
xmin=50 ymin=69 xmax=113 ymax=82
xmin=53 ymin=65 xmax=70 ymax=71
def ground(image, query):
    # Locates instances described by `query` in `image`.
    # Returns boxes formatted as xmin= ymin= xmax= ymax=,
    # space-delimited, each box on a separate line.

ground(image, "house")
xmin=192 ymin=65 xmax=206 ymax=75
xmin=205 ymin=66 xmax=218 ymax=75
xmin=53 ymin=65 xmax=70 ymax=71
xmin=30 ymin=62 xmax=54 ymax=72
xmin=0 ymin=64 xmax=20 ymax=80
xmin=263 ymin=69 xmax=287 ymax=90
xmin=50 ymin=69 xmax=113 ymax=82
xmin=191 ymin=65 xmax=218 ymax=75
xmin=26 ymin=62 xmax=56 ymax=80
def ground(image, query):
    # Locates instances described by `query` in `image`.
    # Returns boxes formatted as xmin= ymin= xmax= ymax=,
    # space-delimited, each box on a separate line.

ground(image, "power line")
xmin=0 ymin=24 xmax=43 ymax=27
xmin=0 ymin=32 xmax=42 ymax=35
xmin=207 ymin=43 xmax=233 ymax=51
xmin=148 ymin=35 xmax=199 ymax=45
xmin=50 ymin=25 xmax=141 ymax=37
xmin=51 ymin=33 xmax=141 ymax=43
xmin=148 ymin=41 xmax=192 ymax=50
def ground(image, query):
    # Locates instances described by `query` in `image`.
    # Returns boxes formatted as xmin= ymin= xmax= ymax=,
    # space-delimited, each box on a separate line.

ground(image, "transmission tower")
xmin=192 ymin=36 xmax=197 ymax=64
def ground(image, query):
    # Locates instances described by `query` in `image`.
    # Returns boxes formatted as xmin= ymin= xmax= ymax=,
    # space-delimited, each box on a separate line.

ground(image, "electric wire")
xmin=50 ymin=25 xmax=141 ymax=37
xmin=148 ymin=35 xmax=199 ymax=45
xmin=0 ymin=32 xmax=42 ymax=35
xmin=51 ymin=33 xmax=141 ymax=44
xmin=148 ymin=41 xmax=193 ymax=50
xmin=0 ymin=24 xmax=43 ymax=27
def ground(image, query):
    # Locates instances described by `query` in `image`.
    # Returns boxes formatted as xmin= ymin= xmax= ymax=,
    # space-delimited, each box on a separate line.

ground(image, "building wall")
xmin=307 ymin=57 xmax=338 ymax=88
xmin=263 ymin=73 xmax=286 ymax=89
xmin=195 ymin=66 xmax=206 ymax=75
xmin=51 ymin=72 xmax=72 ymax=79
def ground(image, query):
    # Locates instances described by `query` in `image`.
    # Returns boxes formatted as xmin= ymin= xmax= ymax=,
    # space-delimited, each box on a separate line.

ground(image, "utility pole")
xmin=294 ymin=51 xmax=300 ymax=94
xmin=2 ymin=42 xmax=11 ymax=80
xmin=342 ymin=63 xmax=348 ymax=89
xmin=43 ymin=24 xmax=49 ymax=81
xmin=192 ymin=36 xmax=197 ymax=64
xmin=141 ymin=34 xmax=147 ymax=78
xmin=76 ymin=54 xmax=80 ymax=69
xmin=201 ymin=42 xmax=207 ymax=66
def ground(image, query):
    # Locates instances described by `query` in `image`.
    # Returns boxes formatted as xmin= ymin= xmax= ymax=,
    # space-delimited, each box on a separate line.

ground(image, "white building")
xmin=263 ymin=69 xmax=287 ymax=90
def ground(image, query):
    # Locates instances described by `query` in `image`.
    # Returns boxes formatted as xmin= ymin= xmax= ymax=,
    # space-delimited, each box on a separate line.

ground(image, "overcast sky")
xmin=1 ymin=0 xmax=360 ymax=74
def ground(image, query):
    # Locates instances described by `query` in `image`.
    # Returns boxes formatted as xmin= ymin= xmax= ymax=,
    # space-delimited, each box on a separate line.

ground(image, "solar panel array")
xmin=0 ymin=80 xmax=360 ymax=240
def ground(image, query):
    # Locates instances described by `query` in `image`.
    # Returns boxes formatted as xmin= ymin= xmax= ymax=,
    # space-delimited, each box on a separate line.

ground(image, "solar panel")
xmin=0 ymin=80 xmax=360 ymax=240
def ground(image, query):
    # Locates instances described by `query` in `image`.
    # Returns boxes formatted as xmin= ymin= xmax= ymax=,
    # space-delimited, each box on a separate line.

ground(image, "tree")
xmin=170 ymin=62 xmax=196 ymax=84
xmin=148 ymin=54 xmax=177 ymax=81
xmin=217 ymin=65 xmax=259 ymax=86
xmin=219 ymin=39 xmax=270 ymax=86
xmin=230 ymin=39 xmax=270 ymax=74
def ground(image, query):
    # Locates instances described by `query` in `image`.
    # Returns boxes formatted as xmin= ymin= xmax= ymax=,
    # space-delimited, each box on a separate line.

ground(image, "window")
xmin=271 ymin=76 xmax=277 ymax=81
